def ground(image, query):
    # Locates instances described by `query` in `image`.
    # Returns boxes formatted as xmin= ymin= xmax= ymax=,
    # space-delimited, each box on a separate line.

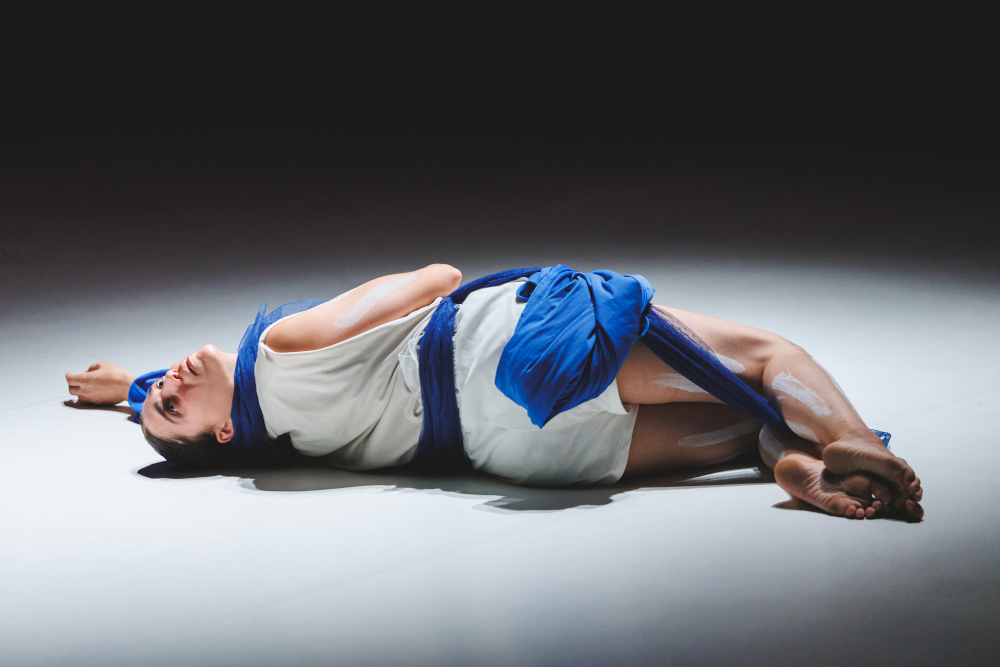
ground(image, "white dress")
xmin=254 ymin=283 xmax=638 ymax=486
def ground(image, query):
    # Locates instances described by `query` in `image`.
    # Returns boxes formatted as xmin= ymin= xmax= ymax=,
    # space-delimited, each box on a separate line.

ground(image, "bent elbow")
xmin=431 ymin=263 xmax=463 ymax=291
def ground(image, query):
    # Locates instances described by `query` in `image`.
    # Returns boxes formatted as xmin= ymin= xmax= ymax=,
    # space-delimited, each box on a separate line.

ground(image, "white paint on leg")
xmin=334 ymin=273 xmax=418 ymax=329
xmin=759 ymin=424 xmax=786 ymax=461
xmin=714 ymin=353 xmax=746 ymax=374
xmin=786 ymin=421 xmax=819 ymax=443
xmin=771 ymin=373 xmax=831 ymax=417
xmin=679 ymin=420 xmax=760 ymax=448
xmin=653 ymin=373 xmax=707 ymax=394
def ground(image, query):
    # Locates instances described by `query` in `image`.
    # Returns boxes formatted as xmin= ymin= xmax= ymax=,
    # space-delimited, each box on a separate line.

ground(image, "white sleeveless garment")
xmin=254 ymin=282 xmax=638 ymax=486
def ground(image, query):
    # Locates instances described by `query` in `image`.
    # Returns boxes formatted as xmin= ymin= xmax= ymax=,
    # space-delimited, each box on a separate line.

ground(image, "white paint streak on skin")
xmin=653 ymin=373 xmax=707 ymax=393
xmin=329 ymin=288 xmax=355 ymax=303
xmin=786 ymin=421 xmax=819 ymax=443
xmin=771 ymin=373 xmax=831 ymax=417
xmin=714 ymin=353 xmax=746 ymax=374
xmin=679 ymin=420 xmax=760 ymax=448
xmin=334 ymin=273 xmax=418 ymax=329
xmin=759 ymin=424 xmax=786 ymax=461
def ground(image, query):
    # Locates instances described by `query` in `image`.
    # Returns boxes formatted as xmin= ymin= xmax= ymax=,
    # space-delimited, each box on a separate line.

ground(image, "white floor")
xmin=2 ymin=253 xmax=998 ymax=666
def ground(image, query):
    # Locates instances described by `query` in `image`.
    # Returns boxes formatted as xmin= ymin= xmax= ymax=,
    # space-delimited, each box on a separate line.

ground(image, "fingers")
xmin=88 ymin=363 xmax=101 ymax=372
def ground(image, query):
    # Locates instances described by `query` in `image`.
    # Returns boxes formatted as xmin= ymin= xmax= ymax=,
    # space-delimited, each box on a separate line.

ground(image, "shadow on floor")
xmin=135 ymin=451 xmax=775 ymax=512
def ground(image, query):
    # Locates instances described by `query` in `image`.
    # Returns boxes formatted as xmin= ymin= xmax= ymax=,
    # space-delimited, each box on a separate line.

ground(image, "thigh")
xmin=616 ymin=305 xmax=783 ymax=405
xmin=616 ymin=340 xmax=725 ymax=405
xmin=623 ymin=403 xmax=762 ymax=478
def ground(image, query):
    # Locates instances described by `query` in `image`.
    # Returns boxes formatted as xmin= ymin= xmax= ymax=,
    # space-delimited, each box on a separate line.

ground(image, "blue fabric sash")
xmin=230 ymin=299 xmax=324 ymax=458
xmin=415 ymin=265 xmax=890 ymax=470
xmin=413 ymin=267 xmax=541 ymax=468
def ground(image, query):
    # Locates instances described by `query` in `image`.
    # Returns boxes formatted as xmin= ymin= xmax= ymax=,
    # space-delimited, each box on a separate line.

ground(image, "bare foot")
xmin=774 ymin=454 xmax=883 ymax=519
xmin=822 ymin=434 xmax=923 ymax=520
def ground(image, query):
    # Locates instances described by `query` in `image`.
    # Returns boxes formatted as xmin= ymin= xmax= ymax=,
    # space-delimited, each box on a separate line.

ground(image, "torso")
xmin=254 ymin=283 xmax=638 ymax=487
xmin=254 ymin=299 xmax=440 ymax=471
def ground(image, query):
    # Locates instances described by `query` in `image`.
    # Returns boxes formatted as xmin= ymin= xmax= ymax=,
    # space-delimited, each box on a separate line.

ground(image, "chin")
xmin=198 ymin=344 xmax=222 ymax=360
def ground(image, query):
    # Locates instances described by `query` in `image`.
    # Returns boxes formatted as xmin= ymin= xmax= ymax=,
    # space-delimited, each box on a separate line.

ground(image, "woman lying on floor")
xmin=66 ymin=263 xmax=923 ymax=520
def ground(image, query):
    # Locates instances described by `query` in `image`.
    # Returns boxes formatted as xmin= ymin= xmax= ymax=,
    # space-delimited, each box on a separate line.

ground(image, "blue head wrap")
xmin=128 ymin=299 xmax=323 ymax=459
xmin=127 ymin=369 xmax=168 ymax=421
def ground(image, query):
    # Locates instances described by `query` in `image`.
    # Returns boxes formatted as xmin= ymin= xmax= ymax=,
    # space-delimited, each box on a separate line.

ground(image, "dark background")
xmin=2 ymin=7 xmax=997 ymax=303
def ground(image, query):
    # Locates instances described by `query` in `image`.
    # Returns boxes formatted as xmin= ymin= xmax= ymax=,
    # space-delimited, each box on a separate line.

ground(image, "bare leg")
xmin=623 ymin=403 xmax=885 ymax=520
xmin=760 ymin=424 xmax=887 ymax=520
xmin=617 ymin=305 xmax=923 ymax=519
xmin=623 ymin=403 xmax=761 ymax=478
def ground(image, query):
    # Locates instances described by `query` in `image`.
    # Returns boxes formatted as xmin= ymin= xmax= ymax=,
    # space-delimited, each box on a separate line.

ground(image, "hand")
xmin=65 ymin=362 xmax=136 ymax=405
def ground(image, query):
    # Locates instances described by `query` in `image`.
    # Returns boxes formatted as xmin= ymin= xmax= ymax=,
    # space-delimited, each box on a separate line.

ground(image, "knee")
xmin=743 ymin=332 xmax=805 ymax=369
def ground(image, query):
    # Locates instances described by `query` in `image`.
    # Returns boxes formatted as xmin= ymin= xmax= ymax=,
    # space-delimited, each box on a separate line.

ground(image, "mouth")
xmin=185 ymin=357 xmax=197 ymax=375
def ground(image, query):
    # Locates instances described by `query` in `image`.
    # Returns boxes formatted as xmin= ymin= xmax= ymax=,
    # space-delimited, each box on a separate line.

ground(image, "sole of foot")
xmin=774 ymin=454 xmax=882 ymax=520
xmin=823 ymin=437 xmax=923 ymax=521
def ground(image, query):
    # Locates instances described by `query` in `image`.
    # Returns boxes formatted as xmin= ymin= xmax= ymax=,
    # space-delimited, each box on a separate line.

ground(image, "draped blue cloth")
xmin=413 ymin=267 xmax=541 ymax=468
xmin=230 ymin=299 xmax=324 ymax=458
xmin=497 ymin=266 xmax=655 ymax=428
xmin=414 ymin=265 xmax=891 ymax=469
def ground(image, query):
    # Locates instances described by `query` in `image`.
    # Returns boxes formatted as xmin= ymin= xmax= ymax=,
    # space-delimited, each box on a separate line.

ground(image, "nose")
xmin=164 ymin=368 xmax=182 ymax=386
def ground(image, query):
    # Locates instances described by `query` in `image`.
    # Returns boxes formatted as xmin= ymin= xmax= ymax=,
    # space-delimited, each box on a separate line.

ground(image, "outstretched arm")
xmin=264 ymin=263 xmax=463 ymax=353
xmin=65 ymin=362 xmax=136 ymax=405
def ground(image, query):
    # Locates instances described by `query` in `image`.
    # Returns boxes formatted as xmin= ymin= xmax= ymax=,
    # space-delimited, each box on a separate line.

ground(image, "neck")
xmin=222 ymin=351 xmax=239 ymax=381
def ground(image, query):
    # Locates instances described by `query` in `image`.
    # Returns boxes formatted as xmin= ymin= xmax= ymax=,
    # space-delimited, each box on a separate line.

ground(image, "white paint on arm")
xmin=334 ymin=273 xmax=419 ymax=329
xmin=771 ymin=373 xmax=832 ymax=417
xmin=328 ymin=288 xmax=355 ymax=303
xmin=679 ymin=420 xmax=760 ymax=448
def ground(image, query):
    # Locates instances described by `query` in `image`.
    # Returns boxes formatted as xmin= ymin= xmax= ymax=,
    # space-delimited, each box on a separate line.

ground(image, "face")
xmin=142 ymin=344 xmax=236 ymax=443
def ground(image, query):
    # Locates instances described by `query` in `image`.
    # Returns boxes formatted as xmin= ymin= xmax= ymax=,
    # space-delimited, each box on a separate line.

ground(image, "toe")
xmin=914 ymin=487 xmax=923 ymax=502
xmin=903 ymin=467 xmax=916 ymax=485
xmin=871 ymin=481 xmax=894 ymax=504
xmin=865 ymin=506 xmax=876 ymax=519
xmin=840 ymin=473 xmax=873 ymax=498
xmin=872 ymin=500 xmax=882 ymax=511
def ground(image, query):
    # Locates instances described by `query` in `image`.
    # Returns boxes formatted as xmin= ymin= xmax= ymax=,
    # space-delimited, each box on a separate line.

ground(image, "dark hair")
xmin=141 ymin=424 xmax=297 ymax=468
xmin=141 ymin=424 xmax=234 ymax=468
